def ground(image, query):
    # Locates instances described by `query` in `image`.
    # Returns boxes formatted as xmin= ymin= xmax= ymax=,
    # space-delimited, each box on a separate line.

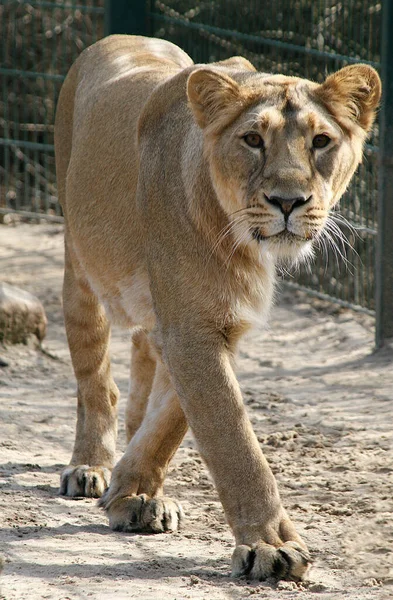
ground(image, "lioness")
xmin=54 ymin=35 xmax=381 ymax=581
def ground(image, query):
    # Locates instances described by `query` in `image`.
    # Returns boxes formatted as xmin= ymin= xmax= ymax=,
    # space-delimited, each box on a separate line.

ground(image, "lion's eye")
xmin=244 ymin=133 xmax=264 ymax=149
xmin=312 ymin=134 xmax=331 ymax=149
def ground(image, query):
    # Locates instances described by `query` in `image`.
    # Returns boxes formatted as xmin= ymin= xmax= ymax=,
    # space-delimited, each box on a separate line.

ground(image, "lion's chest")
xmin=87 ymin=269 xmax=155 ymax=330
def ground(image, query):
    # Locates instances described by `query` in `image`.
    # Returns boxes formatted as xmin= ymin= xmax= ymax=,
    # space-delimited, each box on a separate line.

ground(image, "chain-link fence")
xmin=1 ymin=1 xmax=392 ymax=344
xmin=0 ymin=0 xmax=105 ymax=222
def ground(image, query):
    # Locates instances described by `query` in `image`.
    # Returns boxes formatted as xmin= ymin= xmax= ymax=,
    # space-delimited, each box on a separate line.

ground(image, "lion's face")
xmin=187 ymin=65 xmax=381 ymax=261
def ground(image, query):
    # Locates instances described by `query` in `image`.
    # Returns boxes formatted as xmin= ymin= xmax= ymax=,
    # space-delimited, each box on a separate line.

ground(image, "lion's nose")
xmin=265 ymin=194 xmax=310 ymax=217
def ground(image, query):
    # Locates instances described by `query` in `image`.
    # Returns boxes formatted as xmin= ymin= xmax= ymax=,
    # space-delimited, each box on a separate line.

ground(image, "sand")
xmin=0 ymin=222 xmax=392 ymax=600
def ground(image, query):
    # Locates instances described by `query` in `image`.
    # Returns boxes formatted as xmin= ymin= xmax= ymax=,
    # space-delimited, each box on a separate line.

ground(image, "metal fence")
xmin=1 ymin=1 xmax=392 ymax=345
xmin=0 ymin=0 xmax=105 ymax=222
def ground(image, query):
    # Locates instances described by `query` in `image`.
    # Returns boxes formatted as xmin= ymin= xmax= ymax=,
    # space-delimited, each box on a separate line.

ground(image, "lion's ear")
xmin=187 ymin=68 xmax=243 ymax=131
xmin=317 ymin=64 xmax=381 ymax=132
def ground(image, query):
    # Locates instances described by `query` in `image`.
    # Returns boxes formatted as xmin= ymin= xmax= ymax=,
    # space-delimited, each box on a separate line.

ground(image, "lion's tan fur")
xmin=55 ymin=35 xmax=380 ymax=579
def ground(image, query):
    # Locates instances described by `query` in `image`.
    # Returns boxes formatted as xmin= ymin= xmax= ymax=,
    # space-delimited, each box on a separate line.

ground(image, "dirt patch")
xmin=0 ymin=223 xmax=392 ymax=599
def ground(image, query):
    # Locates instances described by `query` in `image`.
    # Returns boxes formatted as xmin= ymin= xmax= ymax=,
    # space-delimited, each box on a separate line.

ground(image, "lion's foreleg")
xmin=164 ymin=329 xmax=311 ymax=580
xmin=99 ymin=360 xmax=187 ymax=532
xmin=60 ymin=243 xmax=119 ymax=497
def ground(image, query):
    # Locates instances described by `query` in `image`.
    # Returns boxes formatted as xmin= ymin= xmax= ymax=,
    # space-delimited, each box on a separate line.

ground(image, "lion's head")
xmin=187 ymin=64 xmax=381 ymax=262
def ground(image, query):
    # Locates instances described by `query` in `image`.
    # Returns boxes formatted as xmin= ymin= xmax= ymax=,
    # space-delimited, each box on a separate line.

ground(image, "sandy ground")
xmin=0 ymin=222 xmax=392 ymax=600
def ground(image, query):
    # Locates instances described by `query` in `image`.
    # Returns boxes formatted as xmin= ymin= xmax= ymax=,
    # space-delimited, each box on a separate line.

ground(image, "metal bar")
xmin=0 ymin=67 xmax=65 ymax=82
xmin=4 ymin=1 xmax=105 ymax=14
xmin=350 ymin=226 xmax=377 ymax=237
xmin=284 ymin=281 xmax=375 ymax=317
xmin=1 ymin=3 xmax=11 ymax=211
xmin=376 ymin=0 xmax=393 ymax=347
xmin=105 ymin=0 xmax=148 ymax=36
xmin=150 ymin=12 xmax=380 ymax=68
xmin=0 ymin=207 xmax=64 ymax=224
xmin=365 ymin=143 xmax=378 ymax=155
xmin=0 ymin=138 xmax=55 ymax=152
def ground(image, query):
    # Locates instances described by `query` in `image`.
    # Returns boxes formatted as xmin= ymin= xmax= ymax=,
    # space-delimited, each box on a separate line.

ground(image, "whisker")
xmin=277 ymin=262 xmax=294 ymax=279
xmin=324 ymin=218 xmax=353 ymax=249
xmin=206 ymin=213 xmax=250 ymax=266
xmin=329 ymin=211 xmax=361 ymax=239
xmin=319 ymin=225 xmax=355 ymax=274
xmin=235 ymin=112 xmax=264 ymax=131
xmin=324 ymin=216 xmax=360 ymax=266
xmin=227 ymin=205 xmax=266 ymax=218
xmin=224 ymin=227 xmax=250 ymax=271
xmin=315 ymin=231 xmax=330 ymax=275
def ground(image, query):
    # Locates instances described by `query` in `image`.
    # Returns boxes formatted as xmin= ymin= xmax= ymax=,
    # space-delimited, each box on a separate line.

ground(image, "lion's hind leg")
xmin=60 ymin=241 xmax=119 ymax=498
xmin=99 ymin=359 xmax=187 ymax=533
xmin=125 ymin=328 xmax=157 ymax=443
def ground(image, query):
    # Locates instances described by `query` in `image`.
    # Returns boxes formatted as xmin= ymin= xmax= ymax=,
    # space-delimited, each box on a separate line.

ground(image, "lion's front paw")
xmin=60 ymin=465 xmax=111 ymax=498
xmin=99 ymin=493 xmax=183 ymax=533
xmin=232 ymin=541 xmax=311 ymax=582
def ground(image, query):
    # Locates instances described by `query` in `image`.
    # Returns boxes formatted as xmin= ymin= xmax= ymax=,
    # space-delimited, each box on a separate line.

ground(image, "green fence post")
xmin=105 ymin=0 xmax=149 ymax=36
xmin=376 ymin=0 xmax=393 ymax=348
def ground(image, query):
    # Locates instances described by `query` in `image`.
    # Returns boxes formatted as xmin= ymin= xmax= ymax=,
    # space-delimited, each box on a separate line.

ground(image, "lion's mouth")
xmin=251 ymin=228 xmax=310 ymax=243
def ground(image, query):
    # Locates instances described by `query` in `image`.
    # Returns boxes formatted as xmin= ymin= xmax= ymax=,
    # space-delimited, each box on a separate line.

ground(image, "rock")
xmin=308 ymin=583 xmax=329 ymax=592
xmin=362 ymin=578 xmax=382 ymax=588
xmin=0 ymin=283 xmax=47 ymax=344
xmin=1 ymin=213 xmax=22 ymax=226
xmin=277 ymin=580 xmax=298 ymax=590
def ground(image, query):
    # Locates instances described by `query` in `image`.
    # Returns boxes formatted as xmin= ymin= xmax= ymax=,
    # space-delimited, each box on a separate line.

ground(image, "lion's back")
xmin=55 ymin=36 xmax=192 ymax=257
xmin=56 ymin=34 xmax=193 ymax=207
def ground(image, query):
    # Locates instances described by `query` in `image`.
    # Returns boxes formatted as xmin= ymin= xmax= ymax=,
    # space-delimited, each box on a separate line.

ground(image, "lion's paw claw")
xmin=60 ymin=465 xmax=111 ymax=498
xmin=100 ymin=493 xmax=183 ymax=533
xmin=232 ymin=541 xmax=311 ymax=581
